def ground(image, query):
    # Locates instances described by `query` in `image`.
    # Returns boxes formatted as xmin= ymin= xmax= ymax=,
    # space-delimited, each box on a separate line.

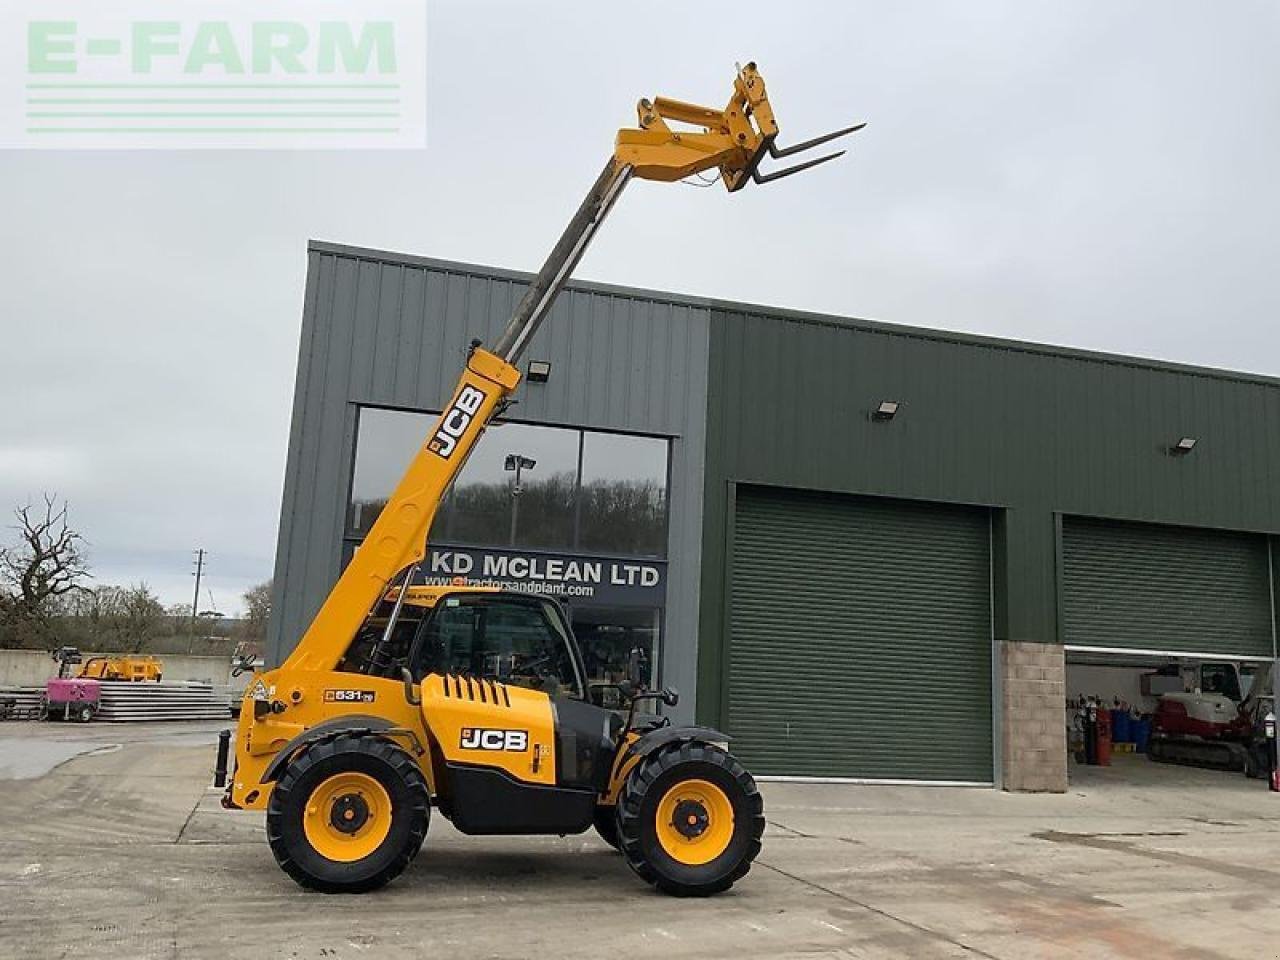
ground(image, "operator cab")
xmin=340 ymin=587 xmax=587 ymax=694
xmin=408 ymin=592 xmax=585 ymax=699
xmin=341 ymin=585 xmax=655 ymax=713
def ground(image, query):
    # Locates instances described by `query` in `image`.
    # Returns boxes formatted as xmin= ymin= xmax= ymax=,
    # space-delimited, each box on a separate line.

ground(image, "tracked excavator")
xmin=218 ymin=63 xmax=861 ymax=896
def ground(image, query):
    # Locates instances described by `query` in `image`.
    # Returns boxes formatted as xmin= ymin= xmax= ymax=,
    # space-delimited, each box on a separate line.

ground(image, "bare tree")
xmin=0 ymin=495 xmax=90 ymax=644
xmin=241 ymin=579 xmax=272 ymax=644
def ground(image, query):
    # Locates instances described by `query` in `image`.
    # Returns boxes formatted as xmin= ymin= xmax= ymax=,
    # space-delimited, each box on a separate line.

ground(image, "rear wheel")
xmin=76 ymin=703 xmax=93 ymax=723
xmin=617 ymin=741 xmax=764 ymax=896
xmin=266 ymin=734 xmax=428 ymax=893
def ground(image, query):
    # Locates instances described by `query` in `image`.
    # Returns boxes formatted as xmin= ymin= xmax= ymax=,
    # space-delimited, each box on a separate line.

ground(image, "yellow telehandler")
xmin=218 ymin=62 xmax=860 ymax=896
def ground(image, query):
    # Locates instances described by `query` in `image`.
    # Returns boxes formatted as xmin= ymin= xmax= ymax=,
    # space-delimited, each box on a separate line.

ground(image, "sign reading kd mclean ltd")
xmin=417 ymin=544 xmax=666 ymax=607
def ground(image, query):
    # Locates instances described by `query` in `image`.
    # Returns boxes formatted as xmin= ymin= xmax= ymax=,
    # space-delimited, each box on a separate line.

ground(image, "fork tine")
xmin=768 ymin=123 xmax=866 ymax=159
xmin=752 ymin=150 xmax=846 ymax=185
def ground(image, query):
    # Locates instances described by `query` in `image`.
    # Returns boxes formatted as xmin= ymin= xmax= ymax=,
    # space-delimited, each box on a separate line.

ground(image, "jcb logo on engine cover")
xmin=428 ymin=385 xmax=487 ymax=459
xmin=460 ymin=728 xmax=529 ymax=752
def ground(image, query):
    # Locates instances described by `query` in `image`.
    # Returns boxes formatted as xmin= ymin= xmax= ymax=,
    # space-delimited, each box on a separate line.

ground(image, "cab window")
xmin=412 ymin=595 xmax=582 ymax=698
xmin=1200 ymin=663 xmax=1242 ymax=702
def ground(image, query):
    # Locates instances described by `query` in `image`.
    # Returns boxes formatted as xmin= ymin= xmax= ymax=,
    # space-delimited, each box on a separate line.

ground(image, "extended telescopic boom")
xmin=283 ymin=62 xmax=862 ymax=673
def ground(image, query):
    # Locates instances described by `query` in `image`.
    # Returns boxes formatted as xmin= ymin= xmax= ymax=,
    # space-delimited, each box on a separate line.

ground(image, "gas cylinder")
xmin=1094 ymin=702 xmax=1113 ymax=767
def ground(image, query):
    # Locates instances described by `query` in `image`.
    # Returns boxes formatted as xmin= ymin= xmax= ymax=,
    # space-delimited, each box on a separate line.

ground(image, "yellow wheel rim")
xmin=655 ymin=778 xmax=735 ymax=866
xmin=302 ymin=772 xmax=392 ymax=863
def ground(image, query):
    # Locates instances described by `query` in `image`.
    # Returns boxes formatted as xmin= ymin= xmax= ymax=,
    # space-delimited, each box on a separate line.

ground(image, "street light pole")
xmin=504 ymin=454 xmax=536 ymax=546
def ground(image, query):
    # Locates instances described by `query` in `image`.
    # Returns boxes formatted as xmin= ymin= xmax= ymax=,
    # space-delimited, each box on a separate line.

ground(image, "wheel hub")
xmin=303 ymin=771 xmax=393 ymax=863
xmin=653 ymin=777 xmax=737 ymax=867
xmin=671 ymin=799 xmax=710 ymax=839
xmin=329 ymin=793 xmax=371 ymax=835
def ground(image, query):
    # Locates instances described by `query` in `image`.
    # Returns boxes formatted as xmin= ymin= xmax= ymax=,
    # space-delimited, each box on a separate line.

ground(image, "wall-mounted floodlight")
xmin=526 ymin=360 xmax=552 ymax=383
xmin=1171 ymin=436 xmax=1198 ymax=455
xmin=872 ymin=400 xmax=900 ymax=421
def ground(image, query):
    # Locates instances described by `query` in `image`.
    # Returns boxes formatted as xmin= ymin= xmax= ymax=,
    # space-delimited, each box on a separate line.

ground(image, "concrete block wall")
xmin=1002 ymin=641 xmax=1068 ymax=792
xmin=0 ymin=650 xmax=232 ymax=688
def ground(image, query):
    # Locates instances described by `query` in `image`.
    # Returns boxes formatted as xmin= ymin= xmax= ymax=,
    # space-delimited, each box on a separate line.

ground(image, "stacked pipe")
xmin=94 ymin=682 xmax=230 ymax=721
xmin=0 ymin=685 xmax=46 ymax=719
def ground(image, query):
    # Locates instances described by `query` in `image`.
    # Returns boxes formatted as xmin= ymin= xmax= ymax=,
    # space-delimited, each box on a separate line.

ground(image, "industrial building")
xmin=269 ymin=240 xmax=1280 ymax=791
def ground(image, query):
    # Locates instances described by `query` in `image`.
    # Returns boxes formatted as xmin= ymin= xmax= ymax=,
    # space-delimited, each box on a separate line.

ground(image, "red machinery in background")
xmin=1148 ymin=661 xmax=1273 ymax=774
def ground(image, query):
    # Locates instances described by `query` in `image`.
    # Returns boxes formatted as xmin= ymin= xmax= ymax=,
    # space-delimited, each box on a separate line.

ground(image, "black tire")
xmin=593 ymin=805 xmax=621 ymax=850
xmin=37 ymin=697 xmax=49 ymax=722
xmin=76 ymin=704 xmax=93 ymax=723
xmin=266 ymin=734 xmax=429 ymax=894
xmin=617 ymin=741 xmax=764 ymax=897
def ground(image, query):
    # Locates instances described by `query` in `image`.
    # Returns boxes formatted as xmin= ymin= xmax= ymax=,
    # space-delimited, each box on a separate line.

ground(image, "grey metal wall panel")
xmin=698 ymin=306 xmax=1280 ymax=726
xmin=729 ymin=487 xmax=993 ymax=781
xmin=1062 ymin=518 xmax=1275 ymax=658
xmin=268 ymin=243 xmax=710 ymax=723
xmin=269 ymin=241 xmax=1280 ymax=737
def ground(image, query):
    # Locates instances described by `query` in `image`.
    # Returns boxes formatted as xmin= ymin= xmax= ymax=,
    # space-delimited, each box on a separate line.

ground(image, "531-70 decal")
xmin=324 ymin=689 xmax=376 ymax=704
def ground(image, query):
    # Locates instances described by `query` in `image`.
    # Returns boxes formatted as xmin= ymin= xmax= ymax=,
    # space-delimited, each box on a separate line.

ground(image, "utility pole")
xmin=191 ymin=549 xmax=206 ymax=632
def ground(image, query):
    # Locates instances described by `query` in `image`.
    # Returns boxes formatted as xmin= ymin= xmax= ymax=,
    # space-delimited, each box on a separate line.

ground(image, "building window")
xmin=347 ymin=406 xmax=670 ymax=558
xmin=438 ymin=421 xmax=579 ymax=549
xmin=572 ymin=605 xmax=662 ymax=709
xmin=578 ymin=430 xmax=669 ymax=557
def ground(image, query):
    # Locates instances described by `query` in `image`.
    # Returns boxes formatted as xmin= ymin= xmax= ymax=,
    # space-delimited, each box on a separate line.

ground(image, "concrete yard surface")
xmin=2 ymin=723 xmax=1279 ymax=960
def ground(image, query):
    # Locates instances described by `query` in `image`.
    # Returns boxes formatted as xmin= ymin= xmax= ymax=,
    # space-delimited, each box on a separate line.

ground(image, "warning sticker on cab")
xmin=324 ymin=689 xmax=377 ymax=704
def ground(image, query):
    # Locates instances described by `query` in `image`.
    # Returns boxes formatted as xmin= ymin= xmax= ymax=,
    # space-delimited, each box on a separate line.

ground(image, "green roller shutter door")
xmin=1062 ymin=517 xmax=1275 ymax=658
xmin=728 ymin=487 xmax=993 ymax=782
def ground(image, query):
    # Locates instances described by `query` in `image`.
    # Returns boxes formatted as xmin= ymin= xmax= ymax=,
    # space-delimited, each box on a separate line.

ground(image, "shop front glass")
xmin=344 ymin=406 xmax=670 ymax=695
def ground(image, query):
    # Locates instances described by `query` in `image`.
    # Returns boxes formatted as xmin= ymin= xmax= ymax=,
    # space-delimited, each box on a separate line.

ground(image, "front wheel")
xmin=617 ymin=741 xmax=764 ymax=896
xmin=266 ymin=734 xmax=429 ymax=893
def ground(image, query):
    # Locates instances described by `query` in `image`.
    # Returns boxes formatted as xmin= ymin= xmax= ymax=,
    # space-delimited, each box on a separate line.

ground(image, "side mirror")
xmin=401 ymin=667 xmax=422 ymax=706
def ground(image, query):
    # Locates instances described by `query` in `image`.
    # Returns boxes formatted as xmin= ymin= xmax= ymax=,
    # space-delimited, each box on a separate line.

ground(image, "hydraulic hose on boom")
xmin=282 ymin=62 xmax=863 ymax=674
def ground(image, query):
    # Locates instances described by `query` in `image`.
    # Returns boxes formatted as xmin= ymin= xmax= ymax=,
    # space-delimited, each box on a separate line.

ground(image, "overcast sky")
xmin=1 ymin=1 xmax=1277 ymax=615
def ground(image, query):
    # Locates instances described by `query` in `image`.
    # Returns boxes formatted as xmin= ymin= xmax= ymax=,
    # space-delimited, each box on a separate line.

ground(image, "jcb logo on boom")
xmin=460 ymin=728 xmax=529 ymax=752
xmin=428 ymin=386 xmax=487 ymax=459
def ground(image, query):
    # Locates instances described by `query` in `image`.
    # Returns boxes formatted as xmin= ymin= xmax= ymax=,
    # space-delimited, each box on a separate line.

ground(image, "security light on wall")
xmin=1171 ymin=436 xmax=1198 ymax=455
xmin=872 ymin=400 xmax=900 ymax=421
xmin=526 ymin=360 xmax=552 ymax=383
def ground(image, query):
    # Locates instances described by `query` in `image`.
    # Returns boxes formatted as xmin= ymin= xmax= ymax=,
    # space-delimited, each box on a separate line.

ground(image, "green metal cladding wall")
xmin=697 ymin=306 xmax=1280 ymax=727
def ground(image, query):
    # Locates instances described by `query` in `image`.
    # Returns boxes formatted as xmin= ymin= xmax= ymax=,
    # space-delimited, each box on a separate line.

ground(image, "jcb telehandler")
xmin=219 ymin=63 xmax=860 ymax=896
